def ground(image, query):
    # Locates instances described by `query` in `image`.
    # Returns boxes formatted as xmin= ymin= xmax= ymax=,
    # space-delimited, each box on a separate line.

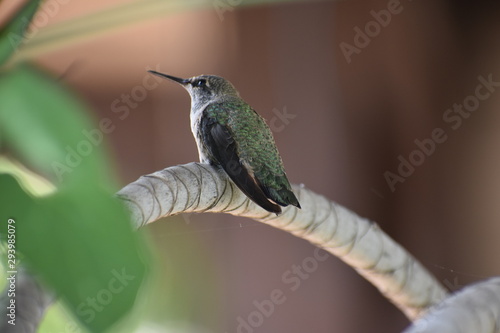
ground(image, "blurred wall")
xmin=18 ymin=0 xmax=500 ymax=331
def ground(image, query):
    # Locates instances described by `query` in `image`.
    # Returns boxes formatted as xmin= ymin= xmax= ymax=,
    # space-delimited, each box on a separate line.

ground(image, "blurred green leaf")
xmin=0 ymin=63 xmax=150 ymax=331
xmin=22 ymin=187 xmax=148 ymax=331
xmin=38 ymin=300 xmax=91 ymax=333
xmin=0 ymin=155 xmax=55 ymax=196
xmin=0 ymin=65 xmax=114 ymax=188
xmin=0 ymin=167 xmax=149 ymax=332
xmin=0 ymin=174 xmax=35 ymax=239
xmin=0 ymin=0 xmax=42 ymax=65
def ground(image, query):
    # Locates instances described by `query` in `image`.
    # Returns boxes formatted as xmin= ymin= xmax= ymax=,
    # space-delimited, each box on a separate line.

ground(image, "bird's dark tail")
xmin=225 ymin=168 xmax=283 ymax=214
xmin=265 ymin=187 xmax=301 ymax=209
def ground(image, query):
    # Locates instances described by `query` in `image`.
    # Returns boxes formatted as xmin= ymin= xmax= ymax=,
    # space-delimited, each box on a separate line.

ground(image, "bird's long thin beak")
xmin=147 ymin=70 xmax=188 ymax=85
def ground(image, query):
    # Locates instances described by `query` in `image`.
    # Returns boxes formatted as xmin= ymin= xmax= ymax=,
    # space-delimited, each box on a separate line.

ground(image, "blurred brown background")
xmin=10 ymin=0 xmax=500 ymax=331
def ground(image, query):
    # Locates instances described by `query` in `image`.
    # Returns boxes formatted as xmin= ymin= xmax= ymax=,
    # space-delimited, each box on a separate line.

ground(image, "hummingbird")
xmin=148 ymin=71 xmax=301 ymax=214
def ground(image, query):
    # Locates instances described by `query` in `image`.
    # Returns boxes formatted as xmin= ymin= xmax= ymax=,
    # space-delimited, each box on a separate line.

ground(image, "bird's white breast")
xmin=190 ymin=103 xmax=211 ymax=163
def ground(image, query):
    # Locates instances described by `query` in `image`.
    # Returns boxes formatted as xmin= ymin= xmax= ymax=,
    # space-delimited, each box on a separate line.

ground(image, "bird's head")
xmin=148 ymin=71 xmax=239 ymax=107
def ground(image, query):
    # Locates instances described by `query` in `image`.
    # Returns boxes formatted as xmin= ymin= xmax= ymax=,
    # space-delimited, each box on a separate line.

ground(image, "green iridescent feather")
xmin=204 ymin=98 xmax=294 ymax=198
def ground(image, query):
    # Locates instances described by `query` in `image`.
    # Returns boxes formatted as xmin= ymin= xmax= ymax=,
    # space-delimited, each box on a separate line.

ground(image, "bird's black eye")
xmin=194 ymin=79 xmax=206 ymax=87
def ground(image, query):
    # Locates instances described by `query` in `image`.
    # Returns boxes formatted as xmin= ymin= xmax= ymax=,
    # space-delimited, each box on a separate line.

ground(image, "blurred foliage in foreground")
xmin=0 ymin=1 xmax=149 ymax=331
